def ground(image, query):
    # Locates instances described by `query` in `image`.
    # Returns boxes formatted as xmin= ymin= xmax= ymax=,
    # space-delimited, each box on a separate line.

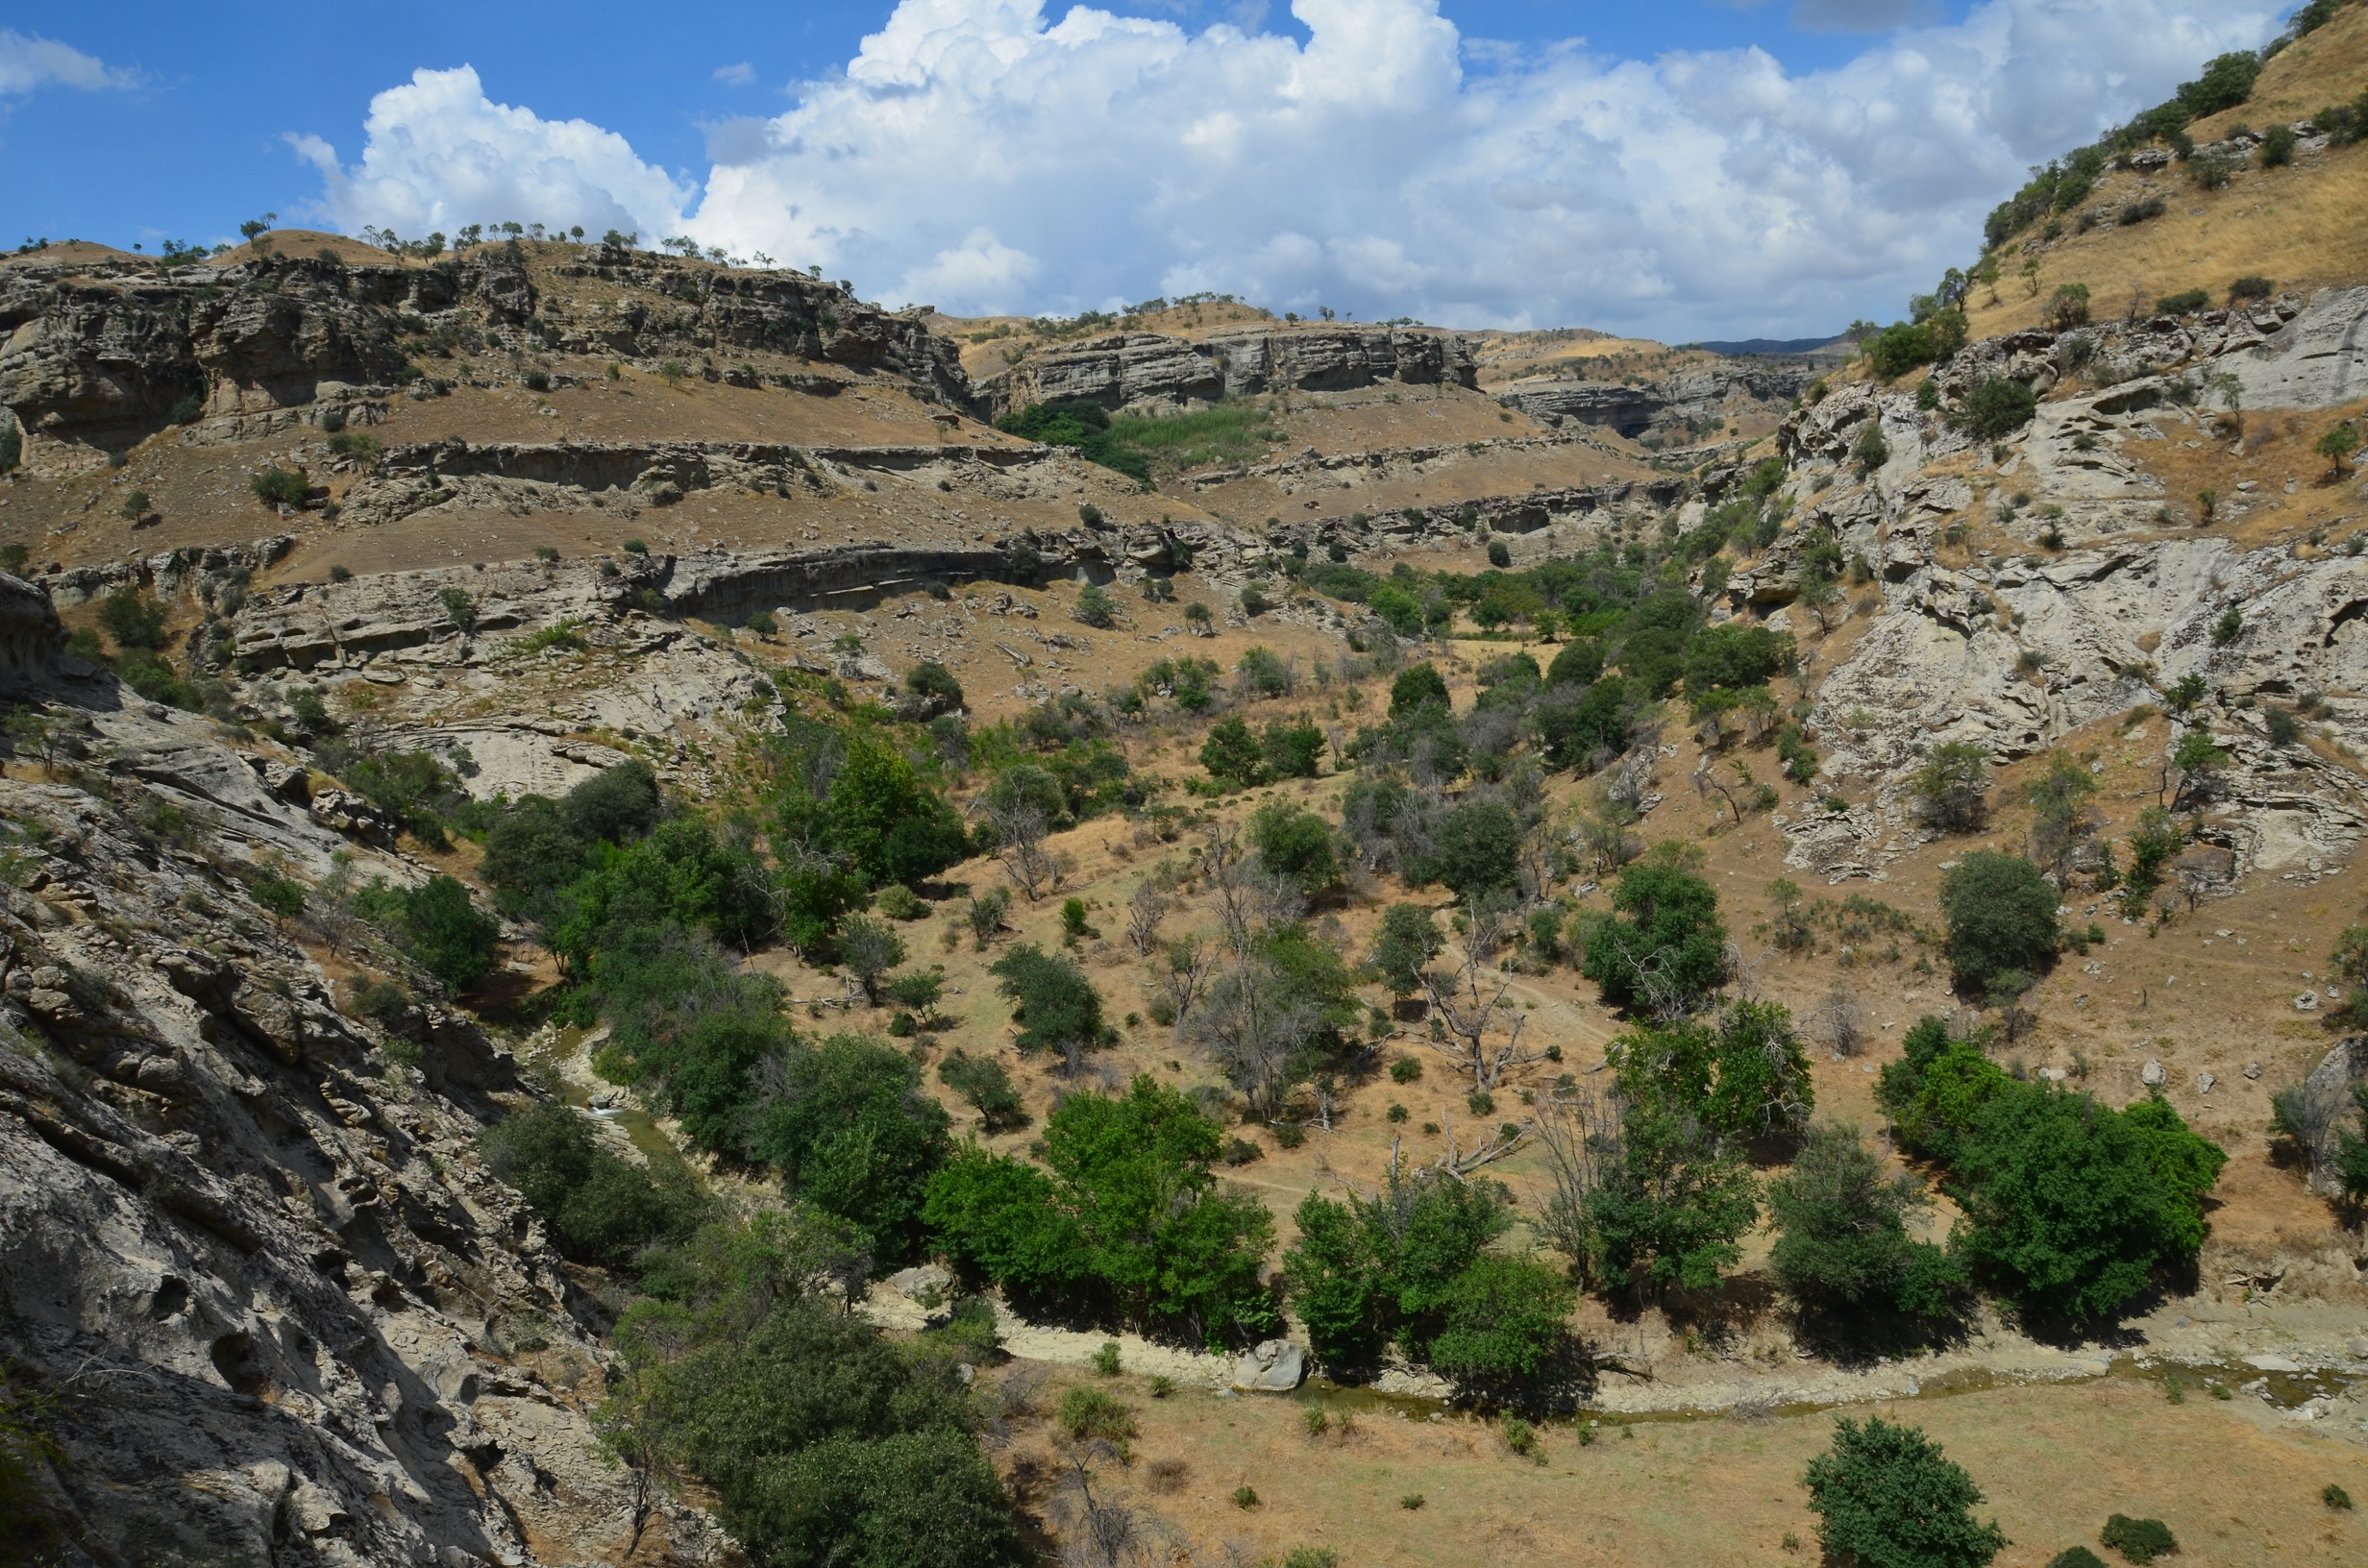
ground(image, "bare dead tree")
xmin=1807 ymin=988 xmax=1867 ymax=1059
xmin=1532 ymin=1080 xmax=1623 ymax=1265
xmin=1200 ymin=820 xmax=1256 ymax=955
xmin=975 ymin=797 xmax=1060 ymax=900
xmin=1049 ymin=1438 xmax=1175 ymax=1568
xmin=1419 ymin=900 xmax=1548 ymax=1090
xmin=1187 ymin=956 xmax=1320 ymax=1120
xmin=1125 ymin=878 xmax=1172 ymax=956
xmin=1157 ymin=934 xmax=1219 ymax=1027
xmin=1427 ymin=1113 xmax=1529 ymax=1178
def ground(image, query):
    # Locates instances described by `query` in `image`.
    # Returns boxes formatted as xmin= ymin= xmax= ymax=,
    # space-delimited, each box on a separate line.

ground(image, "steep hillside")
xmin=4 ymin=15 xmax=2368 ymax=1564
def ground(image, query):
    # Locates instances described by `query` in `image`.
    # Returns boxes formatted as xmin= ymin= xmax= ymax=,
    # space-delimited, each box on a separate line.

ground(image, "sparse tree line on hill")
xmin=406 ymin=531 xmax=2281 ymax=1562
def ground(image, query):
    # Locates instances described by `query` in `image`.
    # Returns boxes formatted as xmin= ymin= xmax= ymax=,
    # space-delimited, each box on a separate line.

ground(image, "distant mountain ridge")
xmin=1682 ymin=334 xmax=1847 ymax=356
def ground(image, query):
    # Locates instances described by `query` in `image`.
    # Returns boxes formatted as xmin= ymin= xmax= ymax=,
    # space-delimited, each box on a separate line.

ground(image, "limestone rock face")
xmin=1499 ymin=357 xmax=1816 ymax=441
xmin=985 ymin=325 xmax=1478 ymax=415
xmin=0 ymin=719 xmax=716 ymax=1563
xmin=0 ymin=247 xmax=983 ymax=473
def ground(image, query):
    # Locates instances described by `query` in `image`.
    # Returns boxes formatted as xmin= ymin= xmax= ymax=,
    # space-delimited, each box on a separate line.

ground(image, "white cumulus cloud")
xmin=0 ymin=28 xmax=133 ymax=95
xmin=289 ymin=65 xmax=692 ymax=243
xmin=304 ymin=2 xmax=2284 ymax=338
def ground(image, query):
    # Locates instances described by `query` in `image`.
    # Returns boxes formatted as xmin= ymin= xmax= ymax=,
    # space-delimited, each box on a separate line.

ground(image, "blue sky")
xmin=1 ymin=2 xmax=2296 ymax=338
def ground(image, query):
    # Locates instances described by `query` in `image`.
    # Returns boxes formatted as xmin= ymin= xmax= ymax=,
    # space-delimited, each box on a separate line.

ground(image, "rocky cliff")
xmin=0 ymin=242 xmax=975 ymax=478
xmin=1495 ymin=356 xmax=1819 ymax=442
xmin=0 ymin=586 xmax=715 ymax=1565
xmin=982 ymin=324 xmax=1479 ymax=416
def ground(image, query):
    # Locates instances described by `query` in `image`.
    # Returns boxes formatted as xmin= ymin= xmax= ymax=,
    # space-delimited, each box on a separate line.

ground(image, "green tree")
xmin=1579 ymin=849 xmax=1728 ymax=1016
xmin=1390 ymin=663 xmax=1450 ymax=716
xmin=1952 ymin=1085 xmax=2223 ymax=1321
xmin=987 ymin=943 xmax=1106 ymax=1057
xmin=1936 ymin=852 xmax=2057 ymax=997
xmin=359 ymin=873 xmax=501 ymax=990
xmin=1611 ymin=1000 xmax=1814 ymax=1144
xmin=2317 ymin=421 xmax=2360 ymax=478
xmin=1802 ymin=1417 xmax=2007 ymax=1568
xmin=743 ymin=1033 xmax=950 ymax=1263
xmin=1261 ymin=714 xmax=1327 ymax=778
xmin=1572 ymin=1081 xmax=1760 ymax=1293
xmin=1766 ymin=1122 xmax=1964 ymax=1322
xmin=824 ymin=729 xmax=968 ymax=887
xmin=1425 ymin=798 xmax=1522 ymax=899
xmin=1199 ymin=715 xmax=1270 ymax=789
xmin=924 ymin=1077 xmax=1278 ymax=1345
xmin=1368 ymin=903 xmax=1443 ymax=998
xmin=837 ymin=914 xmax=907 ymax=1003
xmin=1910 ymin=741 xmax=1991 ymax=833
xmin=1425 ymin=1253 xmax=1575 ymax=1392
xmin=1248 ymin=800 xmax=1340 ymax=893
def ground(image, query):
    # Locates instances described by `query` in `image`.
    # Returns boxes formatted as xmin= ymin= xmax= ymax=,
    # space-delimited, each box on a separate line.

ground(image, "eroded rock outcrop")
xmin=0 ymin=703 xmax=715 ymax=1563
xmin=984 ymin=325 xmax=1478 ymax=415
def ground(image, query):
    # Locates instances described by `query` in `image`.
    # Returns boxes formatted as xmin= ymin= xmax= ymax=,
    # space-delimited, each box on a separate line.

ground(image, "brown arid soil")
xmin=8 ymin=68 xmax=2368 ymax=1556
xmin=1966 ymin=8 xmax=2368 ymax=338
xmin=983 ymin=1360 xmax=2368 ymax=1568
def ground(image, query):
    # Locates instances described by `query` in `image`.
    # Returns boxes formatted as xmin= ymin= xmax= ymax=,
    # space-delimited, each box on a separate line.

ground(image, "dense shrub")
xmin=1199 ymin=715 xmax=1269 ymax=789
xmin=1560 ymin=1074 xmax=1760 ymax=1292
xmin=356 ymin=873 xmax=501 ymax=990
xmin=618 ymin=1243 xmax=1022 ymax=1568
xmin=481 ymin=1102 xmax=703 ymax=1267
xmin=1803 ymin=1417 xmax=2007 ymax=1568
xmin=2176 ymin=52 xmax=2259 ymax=118
xmin=1936 ymin=851 xmax=2058 ymax=996
xmin=1249 ymin=800 xmax=1341 ymax=892
xmin=939 ymin=1049 xmax=1027 ymax=1131
xmin=97 ymin=589 xmax=170 ymax=649
xmin=1578 ymin=851 xmax=1728 ymax=1015
xmin=924 ymin=1076 xmax=1278 ymax=1345
xmin=994 ymin=399 xmax=1149 ymax=484
xmin=1287 ymin=1165 xmax=1515 ymax=1365
xmin=743 ymin=1033 xmax=950 ymax=1264
xmin=1908 ymin=741 xmax=1991 ymax=833
xmin=2099 ymin=1515 xmax=2177 ymax=1565
xmin=1423 ymin=798 xmax=1522 ymax=899
xmin=250 ymin=467 xmax=308 ymax=507
xmin=1962 ymin=379 xmax=2037 ymax=439
xmin=1767 ymin=1122 xmax=1964 ymax=1322
xmin=1611 ymin=999 xmax=1814 ymax=1143
xmin=987 ymin=943 xmax=1106 ymax=1057
xmin=1683 ymin=624 xmax=1794 ymax=695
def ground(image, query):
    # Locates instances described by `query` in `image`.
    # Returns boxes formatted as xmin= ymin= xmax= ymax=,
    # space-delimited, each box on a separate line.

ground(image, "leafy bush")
xmin=1909 ymin=741 xmax=1991 ymax=832
xmin=1249 ymin=800 xmax=1340 ymax=892
xmin=249 ymin=467 xmax=308 ymax=507
xmin=987 ymin=943 xmax=1106 ymax=1057
xmin=1370 ymin=905 xmax=1444 ymax=996
xmin=346 ymin=748 xmax=474 ymax=845
xmin=2044 ymin=283 xmax=2092 ymax=331
xmin=481 ymin=1102 xmax=703 ymax=1266
xmin=1073 ymin=583 xmax=1118 ymax=627
xmin=1609 ymin=998 xmax=1813 ymax=1143
xmin=97 ymin=589 xmax=170 ymax=650
xmin=2228 ymin=274 xmax=2273 ymax=305
xmin=743 ymin=1033 xmax=950 ymax=1263
xmin=1768 ymin=1122 xmax=1964 ymax=1322
xmin=356 ymin=873 xmax=501 ymax=990
xmin=939 ymin=1049 xmax=1027 ymax=1131
xmin=924 ymin=1076 xmax=1278 ymax=1345
xmin=995 ymin=399 xmax=1150 ymax=484
xmin=613 ymin=1237 xmax=1022 ymax=1568
xmin=1962 ymin=379 xmax=2037 ymax=440
xmin=1286 ymin=1164 xmax=1520 ymax=1367
xmin=1199 ymin=715 xmax=1269 ymax=789
xmin=1560 ymin=1076 xmax=1760 ymax=1293
xmin=1937 ymin=851 xmax=2058 ymax=995
xmin=1262 ymin=715 xmax=1326 ymax=779
xmin=2155 ymin=289 xmax=2210 ymax=316
xmin=1056 ymin=1385 xmax=1136 ymax=1442
xmin=1803 ymin=1417 xmax=2007 ymax=1568
xmin=2049 ymin=1551 xmax=2109 ymax=1568
xmin=2099 ymin=1515 xmax=2177 ymax=1565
